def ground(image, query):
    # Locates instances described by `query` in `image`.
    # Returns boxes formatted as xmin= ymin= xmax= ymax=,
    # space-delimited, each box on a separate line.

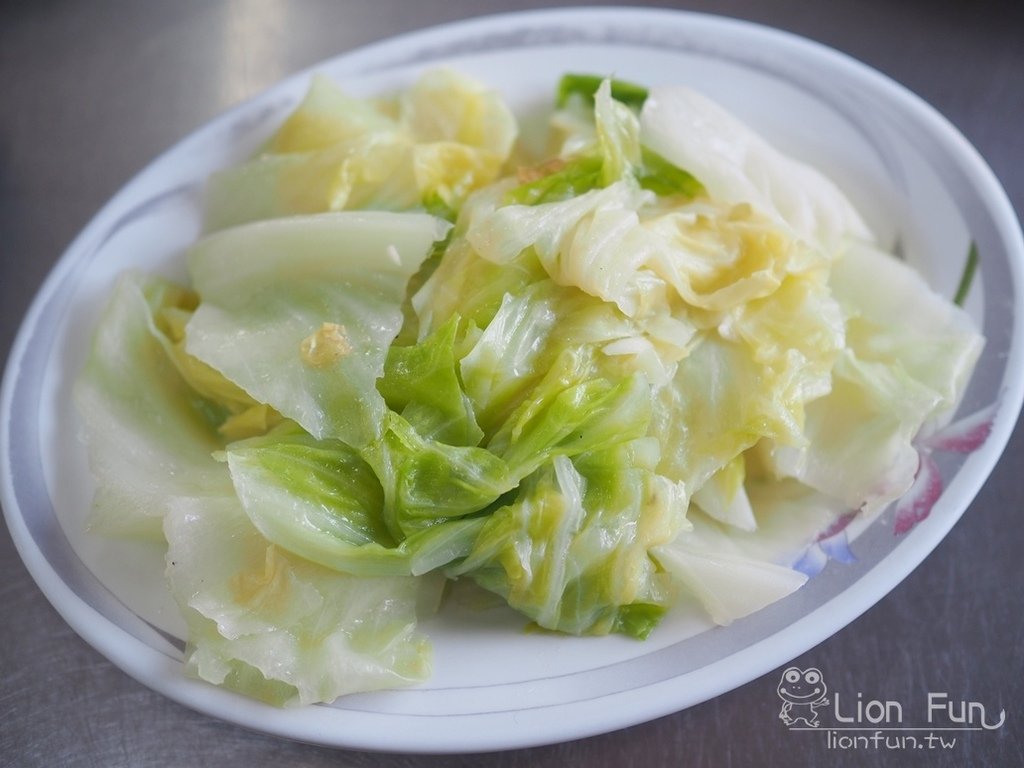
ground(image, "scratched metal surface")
xmin=1 ymin=1 xmax=1022 ymax=766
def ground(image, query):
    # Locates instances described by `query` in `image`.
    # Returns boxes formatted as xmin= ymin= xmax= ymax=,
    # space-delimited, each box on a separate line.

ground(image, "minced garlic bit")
xmin=516 ymin=157 xmax=567 ymax=184
xmin=300 ymin=322 xmax=353 ymax=368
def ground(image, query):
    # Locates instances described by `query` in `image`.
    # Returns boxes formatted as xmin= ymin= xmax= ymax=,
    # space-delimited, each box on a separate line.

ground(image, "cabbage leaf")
xmin=184 ymin=211 xmax=449 ymax=447
xmin=164 ymin=495 xmax=437 ymax=706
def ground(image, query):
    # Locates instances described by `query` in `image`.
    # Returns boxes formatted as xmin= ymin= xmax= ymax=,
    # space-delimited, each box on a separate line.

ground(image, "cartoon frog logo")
xmin=777 ymin=666 xmax=829 ymax=727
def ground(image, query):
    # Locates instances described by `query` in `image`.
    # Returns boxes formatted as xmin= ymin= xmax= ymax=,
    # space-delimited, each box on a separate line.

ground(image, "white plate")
xmin=3 ymin=7 xmax=1023 ymax=753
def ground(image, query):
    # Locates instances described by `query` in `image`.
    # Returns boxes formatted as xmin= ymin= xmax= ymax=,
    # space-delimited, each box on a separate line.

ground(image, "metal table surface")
xmin=1 ymin=1 xmax=1021 ymax=766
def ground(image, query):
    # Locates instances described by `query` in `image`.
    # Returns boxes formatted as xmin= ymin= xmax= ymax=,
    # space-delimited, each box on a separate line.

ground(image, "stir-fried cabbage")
xmin=204 ymin=69 xmax=517 ymax=230
xmin=75 ymin=70 xmax=983 ymax=705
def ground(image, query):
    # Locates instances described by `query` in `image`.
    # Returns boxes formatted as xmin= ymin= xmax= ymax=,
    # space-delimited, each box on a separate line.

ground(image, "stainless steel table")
xmin=2 ymin=1 xmax=1022 ymax=765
